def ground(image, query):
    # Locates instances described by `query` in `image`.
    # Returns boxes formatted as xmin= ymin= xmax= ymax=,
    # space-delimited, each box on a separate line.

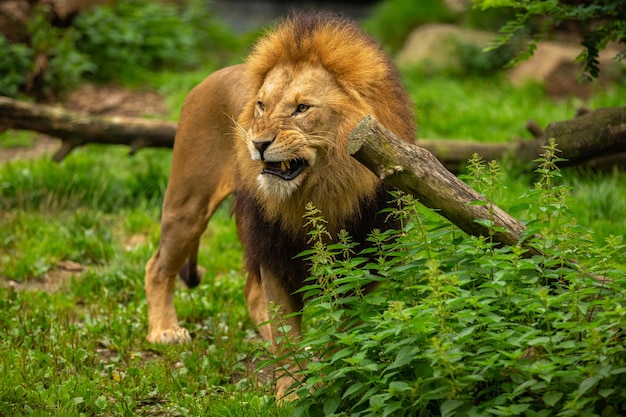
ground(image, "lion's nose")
xmin=253 ymin=139 xmax=273 ymax=160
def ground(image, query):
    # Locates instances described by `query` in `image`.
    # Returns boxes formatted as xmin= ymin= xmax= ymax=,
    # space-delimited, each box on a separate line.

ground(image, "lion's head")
xmin=235 ymin=12 xmax=416 ymax=235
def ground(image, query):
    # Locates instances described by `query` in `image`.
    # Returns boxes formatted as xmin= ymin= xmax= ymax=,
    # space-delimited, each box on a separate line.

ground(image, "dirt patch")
xmin=64 ymin=84 xmax=168 ymax=118
xmin=0 ymin=135 xmax=59 ymax=163
xmin=4 ymin=260 xmax=85 ymax=292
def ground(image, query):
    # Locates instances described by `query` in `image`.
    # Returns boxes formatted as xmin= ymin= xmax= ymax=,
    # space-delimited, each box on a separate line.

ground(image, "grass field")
xmin=1 ymin=67 xmax=625 ymax=416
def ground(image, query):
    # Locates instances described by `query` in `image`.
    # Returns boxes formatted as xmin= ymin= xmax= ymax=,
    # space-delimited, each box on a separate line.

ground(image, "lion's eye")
xmin=256 ymin=101 xmax=265 ymax=112
xmin=294 ymin=104 xmax=310 ymax=114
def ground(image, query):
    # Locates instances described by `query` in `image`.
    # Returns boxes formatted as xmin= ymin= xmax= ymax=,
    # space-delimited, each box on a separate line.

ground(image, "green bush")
xmin=27 ymin=5 xmax=94 ymax=96
xmin=0 ymin=0 xmax=239 ymax=96
xmin=455 ymin=39 xmax=522 ymax=76
xmin=0 ymin=5 xmax=92 ymax=98
xmin=74 ymin=1 xmax=194 ymax=81
xmin=73 ymin=0 xmax=239 ymax=82
xmin=0 ymin=36 xmax=34 ymax=97
xmin=278 ymin=143 xmax=626 ymax=416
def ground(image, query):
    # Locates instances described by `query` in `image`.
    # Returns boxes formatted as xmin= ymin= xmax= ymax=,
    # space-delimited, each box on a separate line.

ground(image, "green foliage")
xmin=27 ymin=6 xmax=95 ymax=96
xmin=0 ymin=36 xmax=34 ymax=97
xmin=0 ymin=5 xmax=92 ymax=98
xmin=74 ymin=0 xmax=207 ymax=81
xmin=474 ymin=0 xmax=626 ymax=79
xmin=0 ymin=0 xmax=240 ymax=96
xmin=282 ymin=145 xmax=626 ymax=416
xmin=455 ymin=38 xmax=522 ymax=76
xmin=364 ymin=0 xmax=456 ymax=53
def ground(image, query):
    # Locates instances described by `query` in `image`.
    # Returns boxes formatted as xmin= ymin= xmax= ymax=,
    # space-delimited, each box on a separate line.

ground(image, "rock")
xmin=396 ymin=23 xmax=494 ymax=70
xmin=507 ymin=41 xmax=624 ymax=98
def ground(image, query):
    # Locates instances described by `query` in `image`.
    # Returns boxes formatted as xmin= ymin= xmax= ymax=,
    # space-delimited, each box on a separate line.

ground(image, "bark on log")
xmin=0 ymin=96 xmax=176 ymax=161
xmin=348 ymin=116 xmax=541 ymax=256
xmin=546 ymin=107 xmax=626 ymax=165
xmin=417 ymin=139 xmax=512 ymax=173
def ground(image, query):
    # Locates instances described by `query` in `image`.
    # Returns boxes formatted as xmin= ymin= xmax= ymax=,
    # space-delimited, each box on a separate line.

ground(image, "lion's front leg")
xmin=258 ymin=265 xmax=304 ymax=400
xmin=245 ymin=274 xmax=272 ymax=341
xmin=145 ymin=249 xmax=192 ymax=344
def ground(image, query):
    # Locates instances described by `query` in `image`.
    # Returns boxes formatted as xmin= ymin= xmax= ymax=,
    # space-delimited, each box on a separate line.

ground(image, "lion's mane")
xmin=245 ymin=12 xmax=416 ymax=143
xmin=235 ymin=12 xmax=416 ymax=241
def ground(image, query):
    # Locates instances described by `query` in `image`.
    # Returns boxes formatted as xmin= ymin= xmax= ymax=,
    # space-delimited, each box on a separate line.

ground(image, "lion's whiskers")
xmin=231 ymin=119 xmax=250 ymax=145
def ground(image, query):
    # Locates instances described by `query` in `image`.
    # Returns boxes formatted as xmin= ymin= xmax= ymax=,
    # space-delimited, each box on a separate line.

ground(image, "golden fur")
xmin=144 ymin=12 xmax=416 ymax=399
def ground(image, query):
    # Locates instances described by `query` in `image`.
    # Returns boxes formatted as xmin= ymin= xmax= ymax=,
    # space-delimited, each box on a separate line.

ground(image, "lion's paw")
xmin=146 ymin=326 xmax=191 ymax=344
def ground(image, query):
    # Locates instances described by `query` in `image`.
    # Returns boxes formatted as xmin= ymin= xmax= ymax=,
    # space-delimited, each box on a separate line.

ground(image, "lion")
xmin=144 ymin=11 xmax=416 ymax=398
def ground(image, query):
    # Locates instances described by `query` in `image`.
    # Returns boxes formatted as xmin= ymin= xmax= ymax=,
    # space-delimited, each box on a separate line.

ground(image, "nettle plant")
xmin=272 ymin=142 xmax=626 ymax=417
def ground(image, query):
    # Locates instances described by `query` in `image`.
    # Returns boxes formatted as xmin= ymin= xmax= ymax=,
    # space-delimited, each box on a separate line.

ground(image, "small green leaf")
xmin=542 ymin=391 xmax=563 ymax=407
xmin=577 ymin=376 xmax=599 ymax=396
xmin=441 ymin=399 xmax=465 ymax=417
xmin=323 ymin=396 xmax=340 ymax=415
xmin=343 ymin=382 xmax=366 ymax=399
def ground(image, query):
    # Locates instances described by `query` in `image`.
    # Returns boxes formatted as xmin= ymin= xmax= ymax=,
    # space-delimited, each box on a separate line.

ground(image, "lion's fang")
xmin=281 ymin=161 xmax=291 ymax=171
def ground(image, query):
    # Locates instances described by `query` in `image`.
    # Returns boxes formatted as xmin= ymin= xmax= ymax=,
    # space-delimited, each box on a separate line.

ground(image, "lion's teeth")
xmin=281 ymin=161 xmax=291 ymax=171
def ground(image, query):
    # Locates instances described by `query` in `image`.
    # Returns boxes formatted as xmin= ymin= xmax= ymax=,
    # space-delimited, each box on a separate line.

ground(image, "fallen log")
xmin=0 ymin=96 xmax=176 ymax=161
xmin=515 ymin=106 xmax=626 ymax=169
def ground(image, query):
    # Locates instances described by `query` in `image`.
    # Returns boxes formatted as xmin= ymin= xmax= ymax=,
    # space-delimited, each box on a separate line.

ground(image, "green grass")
xmin=403 ymin=69 xmax=626 ymax=141
xmin=1 ymin=67 xmax=625 ymax=415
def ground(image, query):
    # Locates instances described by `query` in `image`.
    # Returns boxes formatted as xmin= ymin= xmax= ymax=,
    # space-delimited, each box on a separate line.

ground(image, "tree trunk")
xmin=348 ymin=116 xmax=541 ymax=255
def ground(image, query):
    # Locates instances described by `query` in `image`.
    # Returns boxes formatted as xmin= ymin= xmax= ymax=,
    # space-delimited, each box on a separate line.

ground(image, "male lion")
xmin=144 ymin=11 xmax=416 ymax=398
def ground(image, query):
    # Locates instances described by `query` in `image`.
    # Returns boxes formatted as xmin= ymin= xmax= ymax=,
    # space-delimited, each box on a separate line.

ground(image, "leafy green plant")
xmin=0 ymin=5 xmax=92 ymax=98
xmin=73 ymin=0 xmax=238 ymax=83
xmin=283 ymin=145 xmax=626 ymax=416
xmin=0 ymin=36 xmax=34 ymax=97
xmin=26 ymin=6 xmax=94 ymax=96
xmin=455 ymin=38 xmax=522 ymax=76
xmin=0 ymin=0 xmax=240 ymax=97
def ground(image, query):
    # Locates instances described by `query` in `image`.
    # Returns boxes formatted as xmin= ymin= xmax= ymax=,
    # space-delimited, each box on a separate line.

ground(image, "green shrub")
xmin=278 ymin=143 xmax=626 ymax=416
xmin=0 ymin=0 xmax=239 ymax=96
xmin=0 ymin=5 xmax=92 ymax=98
xmin=0 ymin=36 xmax=34 ymax=97
xmin=73 ymin=0 xmax=239 ymax=83
xmin=27 ymin=6 xmax=94 ymax=96
xmin=455 ymin=38 xmax=522 ymax=76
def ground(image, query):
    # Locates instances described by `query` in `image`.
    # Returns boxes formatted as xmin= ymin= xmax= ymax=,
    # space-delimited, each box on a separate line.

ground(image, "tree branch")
xmin=348 ymin=115 xmax=541 ymax=256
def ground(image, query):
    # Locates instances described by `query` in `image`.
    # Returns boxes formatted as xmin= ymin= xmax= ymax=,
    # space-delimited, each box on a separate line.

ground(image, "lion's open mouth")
xmin=262 ymin=158 xmax=307 ymax=181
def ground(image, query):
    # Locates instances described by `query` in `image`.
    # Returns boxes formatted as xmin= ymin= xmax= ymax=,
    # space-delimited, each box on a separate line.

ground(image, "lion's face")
xmin=241 ymin=64 xmax=350 ymax=200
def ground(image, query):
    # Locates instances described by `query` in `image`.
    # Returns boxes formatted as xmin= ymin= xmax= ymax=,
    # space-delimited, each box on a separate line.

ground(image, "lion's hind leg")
xmin=178 ymin=240 xmax=202 ymax=288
